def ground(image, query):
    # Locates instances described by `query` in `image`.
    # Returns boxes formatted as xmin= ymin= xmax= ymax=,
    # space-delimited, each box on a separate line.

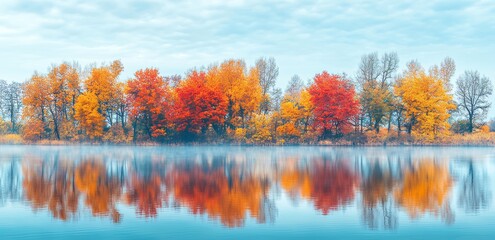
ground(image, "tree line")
xmin=0 ymin=53 xmax=493 ymax=144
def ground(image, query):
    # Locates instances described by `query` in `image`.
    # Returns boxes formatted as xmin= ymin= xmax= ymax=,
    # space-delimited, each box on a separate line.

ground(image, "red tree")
xmin=173 ymin=70 xmax=227 ymax=138
xmin=126 ymin=68 xmax=170 ymax=140
xmin=308 ymin=71 xmax=359 ymax=138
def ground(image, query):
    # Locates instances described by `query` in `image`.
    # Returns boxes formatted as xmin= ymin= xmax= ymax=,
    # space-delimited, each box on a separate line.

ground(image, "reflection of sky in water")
xmin=0 ymin=146 xmax=495 ymax=239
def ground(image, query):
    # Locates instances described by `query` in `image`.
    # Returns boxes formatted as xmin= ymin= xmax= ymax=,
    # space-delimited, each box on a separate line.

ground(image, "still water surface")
xmin=0 ymin=145 xmax=494 ymax=239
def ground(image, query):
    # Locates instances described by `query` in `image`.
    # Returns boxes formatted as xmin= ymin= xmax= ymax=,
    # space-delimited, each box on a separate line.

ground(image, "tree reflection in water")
xmin=395 ymin=159 xmax=454 ymax=224
xmin=458 ymin=159 xmax=491 ymax=213
xmin=359 ymin=159 xmax=398 ymax=230
xmin=2 ymin=148 xmax=490 ymax=228
xmin=280 ymin=158 xmax=358 ymax=215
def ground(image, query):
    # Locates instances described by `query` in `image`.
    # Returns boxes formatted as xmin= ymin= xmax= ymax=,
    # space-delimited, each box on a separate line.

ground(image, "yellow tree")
xmin=248 ymin=113 xmax=273 ymax=144
xmin=206 ymin=59 xmax=262 ymax=132
xmin=394 ymin=62 xmax=455 ymax=141
xmin=277 ymin=89 xmax=314 ymax=142
xmin=74 ymin=92 xmax=105 ymax=140
xmin=84 ymin=60 xmax=123 ymax=126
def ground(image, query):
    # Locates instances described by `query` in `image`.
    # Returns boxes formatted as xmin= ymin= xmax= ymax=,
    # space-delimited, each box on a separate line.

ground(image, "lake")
xmin=0 ymin=145 xmax=494 ymax=239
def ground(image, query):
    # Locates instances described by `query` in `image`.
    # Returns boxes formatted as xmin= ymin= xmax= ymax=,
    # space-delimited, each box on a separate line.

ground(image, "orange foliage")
xmin=167 ymin=165 xmax=270 ymax=227
xmin=173 ymin=70 xmax=228 ymax=136
xmin=126 ymin=68 xmax=170 ymax=139
xmin=125 ymin=172 xmax=167 ymax=218
xmin=75 ymin=161 xmax=122 ymax=222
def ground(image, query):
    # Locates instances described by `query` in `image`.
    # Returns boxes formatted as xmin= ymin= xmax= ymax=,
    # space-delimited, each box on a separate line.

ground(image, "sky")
xmin=1 ymin=0 xmax=495 ymax=112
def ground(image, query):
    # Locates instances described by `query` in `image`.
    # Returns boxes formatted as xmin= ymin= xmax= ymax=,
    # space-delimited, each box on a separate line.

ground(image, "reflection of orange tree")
xmin=75 ymin=161 xmax=122 ymax=223
xmin=395 ymin=160 xmax=454 ymax=222
xmin=167 ymin=165 xmax=270 ymax=227
xmin=23 ymin=161 xmax=79 ymax=221
xmin=280 ymin=160 xmax=358 ymax=215
xmin=125 ymin=171 xmax=167 ymax=218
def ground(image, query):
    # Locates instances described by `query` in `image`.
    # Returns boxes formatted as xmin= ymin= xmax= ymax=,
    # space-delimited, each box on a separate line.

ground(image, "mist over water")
xmin=0 ymin=145 xmax=494 ymax=239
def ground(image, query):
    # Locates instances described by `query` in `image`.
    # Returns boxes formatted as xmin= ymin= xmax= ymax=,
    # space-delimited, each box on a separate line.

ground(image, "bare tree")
xmin=356 ymin=52 xmax=399 ymax=133
xmin=256 ymin=57 xmax=279 ymax=114
xmin=456 ymin=70 xmax=493 ymax=133
xmin=0 ymin=82 xmax=23 ymax=133
xmin=429 ymin=57 xmax=456 ymax=91
xmin=285 ymin=75 xmax=305 ymax=101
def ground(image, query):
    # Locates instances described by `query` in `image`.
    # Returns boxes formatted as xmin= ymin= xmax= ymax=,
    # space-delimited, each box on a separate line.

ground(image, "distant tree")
xmin=429 ymin=57 xmax=456 ymax=91
xmin=455 ymin=71 xmax=493 ymax=133
xmin=0 ymin=81 xmax=23 ymax=133
xmin=256 ymin=57 xmax=279 ymax=114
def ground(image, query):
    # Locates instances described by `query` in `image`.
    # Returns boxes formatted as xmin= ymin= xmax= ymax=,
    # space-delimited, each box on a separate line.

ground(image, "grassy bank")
xmin=2 ymin=132 xmax=495 ymax=146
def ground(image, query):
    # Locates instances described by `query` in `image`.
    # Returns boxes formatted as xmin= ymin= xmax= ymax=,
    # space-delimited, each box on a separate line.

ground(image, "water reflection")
xmin=0 ymin=146 xmax=493 ymax=229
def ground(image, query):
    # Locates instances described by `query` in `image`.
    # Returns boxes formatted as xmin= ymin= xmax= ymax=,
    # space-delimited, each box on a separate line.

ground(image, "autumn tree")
xmin=455 ymin=71 xmax=493 ymax=133
xmin=394 ymin=61 xmax=456 ymax=141
xmin=356 ymin=52 xmax=399 ymax=133
xmin=74 ymin=92 xmax=105 ymax=140
xmin=308 ymin=71 xmax=359 ymax=139
xmin=256 ymin=57 xmax=279 ymax=114
xmin=172 ymin=70 xmax=227 ymax=140
xmin=46 ymin=62 xmax=81 ymax=140
xmin=84 ymin=60 xmax=124 ymax=127
xmin=206 ymin=59 xmax=262 ymax=132
xmin=22 ymin=73 xmax=51 ymax=139
xmin=126 ymin=68 xmax=170 ymax=140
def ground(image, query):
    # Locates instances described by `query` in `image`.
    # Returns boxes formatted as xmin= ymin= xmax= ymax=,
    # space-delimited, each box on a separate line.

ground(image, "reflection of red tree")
xmin=311 ymin=161 xmax=357 ymax=214
xmin=168 ymin=166 xmax=269 ymax=227
xmin=125 ymin=173 xmax=166 ymax=218
xmin=280 ymin=160 xmax=358 ymax=215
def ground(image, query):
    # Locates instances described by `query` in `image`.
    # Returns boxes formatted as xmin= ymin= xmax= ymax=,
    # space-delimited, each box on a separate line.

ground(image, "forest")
xmin=0 ymin=52 xmax=493 ymax=145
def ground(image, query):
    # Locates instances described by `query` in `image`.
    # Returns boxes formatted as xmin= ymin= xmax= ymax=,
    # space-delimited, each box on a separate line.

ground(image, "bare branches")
xmin=455 ymin=70 xmax=493 ymax=132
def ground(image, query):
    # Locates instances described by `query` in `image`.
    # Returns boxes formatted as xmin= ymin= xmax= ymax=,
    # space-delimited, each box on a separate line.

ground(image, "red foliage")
xmin=310 ymin=160 xmax=357 ymax=215
xmin=308 ymin=71 xmax=360 ymax=137
xmin=172 ymin=70 xmax=228 ymax=135
xmin=126 ymin=68 xmax=170 ymax=139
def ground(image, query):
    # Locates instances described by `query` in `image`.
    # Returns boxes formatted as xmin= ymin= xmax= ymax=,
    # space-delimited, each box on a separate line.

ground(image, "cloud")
xmin=0 ymin=0 xmax=494 ymax=93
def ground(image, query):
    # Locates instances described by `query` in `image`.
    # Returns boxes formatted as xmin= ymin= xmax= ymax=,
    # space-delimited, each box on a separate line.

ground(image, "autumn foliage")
xmin=308 ymin=72 xmax=360 ymax=138
xmin=12 ymin=54 xmax=492 ymax=144
xmin=172 ymin=70 xmax=227 ymax=138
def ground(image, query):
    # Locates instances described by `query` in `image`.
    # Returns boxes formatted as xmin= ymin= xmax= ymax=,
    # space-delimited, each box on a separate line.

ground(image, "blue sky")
xmin=1 ymin=1 xmax=494 ymax=100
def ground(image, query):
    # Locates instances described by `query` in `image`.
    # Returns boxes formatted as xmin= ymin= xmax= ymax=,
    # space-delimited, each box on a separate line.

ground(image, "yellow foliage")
xmin=479 ymin=125 xmax=490 ymax=133
xmin=206 ymin=59 xmax=262 ymax=129
xmin=248 ymin=113 xmax=273 ymax=144
xmin=395 ymin=71 xmax=455 ymax=142
xmin=0 ymin=134 xmax=23 ymax=144
xmin=74 ymin=92 xmax=105 ymax=140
